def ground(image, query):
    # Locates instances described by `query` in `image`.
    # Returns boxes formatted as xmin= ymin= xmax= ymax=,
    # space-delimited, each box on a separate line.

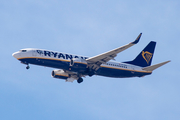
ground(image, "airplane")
xmin=12 ymin=33 xmax=170 ymax=83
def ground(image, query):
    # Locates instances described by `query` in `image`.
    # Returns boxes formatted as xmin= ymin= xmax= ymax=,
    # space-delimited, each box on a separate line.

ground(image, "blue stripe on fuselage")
xmin=97 ymin=67 xmax=151 ymax=78
xmin=19 ymin=57 xmax=151 ymax=78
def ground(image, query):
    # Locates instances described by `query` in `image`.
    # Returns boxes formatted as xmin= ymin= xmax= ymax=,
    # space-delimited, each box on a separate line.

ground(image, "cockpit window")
xmin=20 ymin=50 xmax=27 ymax=52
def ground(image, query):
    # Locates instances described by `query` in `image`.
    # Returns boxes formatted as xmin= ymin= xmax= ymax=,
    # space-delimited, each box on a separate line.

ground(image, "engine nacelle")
xmin=51 ymin=69 xmax=77 ymax=82
xmin=70 ymin=58 xmax=87 ymax=66
xmin=52 ymin=69 xmax=69 ymax=80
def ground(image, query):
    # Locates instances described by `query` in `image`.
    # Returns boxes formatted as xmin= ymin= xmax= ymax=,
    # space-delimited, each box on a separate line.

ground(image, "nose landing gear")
xmin=26 ymin=65 xmax=30 ymax=69
xmin=20 ymin=61 xmax=30 ymax=69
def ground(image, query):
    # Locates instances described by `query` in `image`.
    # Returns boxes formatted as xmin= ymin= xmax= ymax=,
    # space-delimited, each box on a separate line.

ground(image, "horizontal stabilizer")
xmin=142 ymin=60 xmax=170 ymax=71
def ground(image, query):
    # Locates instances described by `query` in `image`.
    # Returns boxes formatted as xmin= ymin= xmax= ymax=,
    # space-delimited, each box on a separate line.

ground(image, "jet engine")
xmin=51 ymin=69 xmax=83 ymax=83
xmin=70 ymin=58 xmax=87 ymax=66
xmin=52 ymin=69 xmax=69 ymax=80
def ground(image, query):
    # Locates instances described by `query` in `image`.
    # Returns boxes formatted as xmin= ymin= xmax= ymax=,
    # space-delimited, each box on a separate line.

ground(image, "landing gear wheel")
xmin=26 ymin=65 xmax=30 ymax=69
xmin=77 ymin=78 xmax=83 ymax=83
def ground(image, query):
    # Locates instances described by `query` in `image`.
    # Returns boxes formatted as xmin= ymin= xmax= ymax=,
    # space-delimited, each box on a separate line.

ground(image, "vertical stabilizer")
xmin=124 ymin=41 xmax=156 ymax=67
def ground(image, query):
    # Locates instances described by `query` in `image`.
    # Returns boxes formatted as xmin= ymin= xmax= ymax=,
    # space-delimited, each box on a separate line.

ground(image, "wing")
xmin=86 ymin=33 xmax=142 ymax=71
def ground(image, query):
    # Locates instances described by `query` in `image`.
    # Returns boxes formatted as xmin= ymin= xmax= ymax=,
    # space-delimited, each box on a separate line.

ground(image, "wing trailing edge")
xmin=86 ymin=33 xmax=142 ymax=64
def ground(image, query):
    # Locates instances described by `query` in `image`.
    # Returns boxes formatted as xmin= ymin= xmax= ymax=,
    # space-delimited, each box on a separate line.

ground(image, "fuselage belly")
xmin=19 ymin=57 xmax=151 ymax=78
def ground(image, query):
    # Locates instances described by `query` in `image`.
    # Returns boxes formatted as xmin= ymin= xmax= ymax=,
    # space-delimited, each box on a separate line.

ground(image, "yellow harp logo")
xmin=142 ymin=51 xmax=153 ymax=64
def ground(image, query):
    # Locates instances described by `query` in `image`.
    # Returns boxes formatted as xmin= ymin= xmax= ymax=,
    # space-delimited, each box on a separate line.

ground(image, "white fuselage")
xmin=12 ymin=48 xmax=151 ymax=79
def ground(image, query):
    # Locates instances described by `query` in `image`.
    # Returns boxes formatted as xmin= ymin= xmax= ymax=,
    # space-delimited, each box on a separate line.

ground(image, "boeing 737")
xmin=12 ymin=33 xmax=170 ymax=83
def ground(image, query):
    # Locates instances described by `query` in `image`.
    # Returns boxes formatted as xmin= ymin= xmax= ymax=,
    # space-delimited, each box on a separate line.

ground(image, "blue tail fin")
xmin=124 ymin=41 xmax=156 ymax=67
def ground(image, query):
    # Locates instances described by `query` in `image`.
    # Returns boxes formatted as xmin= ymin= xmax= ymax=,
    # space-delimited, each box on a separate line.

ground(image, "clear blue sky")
xmin=0 ymin=0 xmax=179 ymax=120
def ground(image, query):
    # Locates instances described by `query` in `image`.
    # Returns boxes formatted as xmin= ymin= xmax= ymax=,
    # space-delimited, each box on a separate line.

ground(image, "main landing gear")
xmin=77 ymin=77 xmax=83 ymax=83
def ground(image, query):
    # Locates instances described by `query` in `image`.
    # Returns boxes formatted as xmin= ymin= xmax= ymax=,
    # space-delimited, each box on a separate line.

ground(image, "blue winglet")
xmin=132 ymin=33 xmax=142 ymax=44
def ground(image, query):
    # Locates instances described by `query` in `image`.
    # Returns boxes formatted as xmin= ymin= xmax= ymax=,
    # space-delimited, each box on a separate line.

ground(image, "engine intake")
xmin=52 ymin=70 xmax=69 ymax=80
xmin=70 ymin=58 xmax=84 ymax=66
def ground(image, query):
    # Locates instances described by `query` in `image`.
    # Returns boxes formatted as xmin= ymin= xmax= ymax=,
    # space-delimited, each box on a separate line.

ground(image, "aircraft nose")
xmin=12 ymin=52 xmax=19 ymax=59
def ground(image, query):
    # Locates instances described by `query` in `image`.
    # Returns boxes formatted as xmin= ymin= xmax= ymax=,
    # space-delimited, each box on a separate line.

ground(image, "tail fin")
xmin=124 ymin=41 xmax=156 ymax=67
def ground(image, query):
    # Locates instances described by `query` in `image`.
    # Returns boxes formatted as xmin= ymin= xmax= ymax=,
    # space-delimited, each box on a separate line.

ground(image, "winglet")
xmin=132 ymin=33 xmax=142 ymax=44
